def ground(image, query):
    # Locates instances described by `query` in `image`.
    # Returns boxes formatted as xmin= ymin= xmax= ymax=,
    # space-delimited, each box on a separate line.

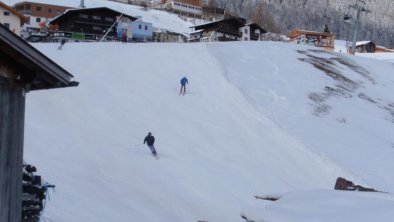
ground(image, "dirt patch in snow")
xmin=297 ymin=49 xmax=392 ymax=120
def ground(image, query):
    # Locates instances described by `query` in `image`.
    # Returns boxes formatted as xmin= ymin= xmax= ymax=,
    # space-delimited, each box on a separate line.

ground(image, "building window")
xmin=145 ymin=25 xmax=147 ymax=30
xmin=244 ymin=29 xmax=248 ymax=34
xmin=3 ymin=11 xmax=10 ymax=16
xmin=48 ymin=9 xmax=52 ymax=13
xmin=57 ymin=9 xmax=61 ymax=14
xmin=92 ymin=26 xmax=102 ymax=31
xmin=36 ymin=18 xmax=41 ymax=22
xmin=36 ymin=6 xmax=41 ymax=12
xmin=105 ymin=17 xmax=114 ymax=22
xmin=3 ymin=23 xmax=10 ymax=29
xmin=79 ymin=14 xmax=88 ymax=19
xmin=139 ymin=24 xmax=141 ymax=29
xmin=92 ymin=16 xmax=101 ymax=21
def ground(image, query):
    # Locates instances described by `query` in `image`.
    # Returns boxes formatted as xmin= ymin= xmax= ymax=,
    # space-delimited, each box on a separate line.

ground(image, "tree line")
xmin=206 ymin=0 xmax=394 ymax=48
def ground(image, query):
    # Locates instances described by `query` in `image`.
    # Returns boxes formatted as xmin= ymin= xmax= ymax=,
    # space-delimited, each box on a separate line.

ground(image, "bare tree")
xmin=207 ymin=0 xmax=218 ymax=8
xmin=251 ymin=1 xmax=264 ymax=24
xmin=251 ymin=1 xmax=282 ymax=33
xmin=199 ymin=0 xmax=394 ymax=48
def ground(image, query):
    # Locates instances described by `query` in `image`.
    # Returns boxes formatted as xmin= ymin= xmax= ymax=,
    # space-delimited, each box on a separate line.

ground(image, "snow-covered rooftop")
xmin=356 ymin=40 xmax=373 ymax=46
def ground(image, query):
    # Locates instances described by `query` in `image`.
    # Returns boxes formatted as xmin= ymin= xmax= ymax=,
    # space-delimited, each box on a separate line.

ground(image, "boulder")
xmin=334 ymin=177 xmax=377 ymax=192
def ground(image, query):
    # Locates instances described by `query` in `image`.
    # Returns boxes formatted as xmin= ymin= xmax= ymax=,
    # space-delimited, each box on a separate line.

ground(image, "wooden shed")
xmin=355 ymin=41 xmax=376 ymax=53
xmin=289 ymin=29 xmax=335 ymax=50
xmin=0 ymin=23 xmax=77 ymax=222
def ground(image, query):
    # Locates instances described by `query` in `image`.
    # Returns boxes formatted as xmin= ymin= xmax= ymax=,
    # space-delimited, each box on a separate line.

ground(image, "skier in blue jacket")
xmin=57 ymin=38 xmax=66 ymax=50
xmin=179 ymin=76 xmax=188 ymax=95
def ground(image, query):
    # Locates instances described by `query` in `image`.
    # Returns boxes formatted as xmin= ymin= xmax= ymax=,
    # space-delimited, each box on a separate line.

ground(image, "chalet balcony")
xmin=216 ymin=27 xmax=242 ymax=37
xmin=21 ymin=10 xmax=32 ymax=15
xmin=74 ymin=20 xmax=112 ymax=26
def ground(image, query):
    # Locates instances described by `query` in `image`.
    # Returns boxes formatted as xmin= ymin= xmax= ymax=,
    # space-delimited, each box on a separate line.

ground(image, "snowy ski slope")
xmin=25 ymin=41 xmax=394 ymax=222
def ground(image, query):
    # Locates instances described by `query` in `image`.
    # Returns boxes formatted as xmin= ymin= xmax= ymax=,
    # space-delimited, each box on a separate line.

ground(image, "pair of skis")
xmin=135 ymin=143 xmax=160 ymax=159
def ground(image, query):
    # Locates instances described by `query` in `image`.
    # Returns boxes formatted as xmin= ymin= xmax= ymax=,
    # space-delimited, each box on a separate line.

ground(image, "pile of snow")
xmin=359 ymin=52 xmax=394 ymax=64
xmin=242 ymin=190 xmax=394 ymax=222
xmin=25 ymin=41 xmax=394 ymax=222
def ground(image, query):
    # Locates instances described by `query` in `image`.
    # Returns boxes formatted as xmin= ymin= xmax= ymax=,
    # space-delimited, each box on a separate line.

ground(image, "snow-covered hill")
xmin=25 ymin=41 xmax=394 ymax=222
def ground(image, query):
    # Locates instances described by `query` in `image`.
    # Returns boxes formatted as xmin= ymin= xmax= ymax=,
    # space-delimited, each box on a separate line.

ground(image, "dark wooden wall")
xmin=55 ymin=9 xmax=120 ymax=36
xmin=0 ymin=78 xmax=25 ymax=222
xmin=357 ymin=43 xmax=376 ymax=53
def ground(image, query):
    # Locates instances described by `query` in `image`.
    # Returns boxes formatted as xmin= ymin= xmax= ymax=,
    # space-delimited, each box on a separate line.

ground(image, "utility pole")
xmin=79 ymin=0 xmax=86 ymax=8
xmin=345 ymin=0 xmax=370 ymax=55
xmin=323 ymin=0 xmax=330 ymax=33
xmin=100 ymin=13 xmax=123 ymax=42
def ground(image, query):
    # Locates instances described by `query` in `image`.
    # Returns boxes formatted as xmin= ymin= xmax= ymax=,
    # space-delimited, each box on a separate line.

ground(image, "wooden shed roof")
xmin=50 ymin=7 xmax=137 ymax=24
xmin=289 ymin=29 xmax=334 ymax=38
xmin=191 ymin=17 xmax=246 ymax=30
xmin=356 ymin=41 xmax=375 ymax=46
xmin=0 ymin=23 xmax=77 ymax=91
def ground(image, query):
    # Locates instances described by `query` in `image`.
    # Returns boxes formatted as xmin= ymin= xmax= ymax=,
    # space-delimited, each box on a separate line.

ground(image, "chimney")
xmin=79 ymin=0 xmax=85 ymax=8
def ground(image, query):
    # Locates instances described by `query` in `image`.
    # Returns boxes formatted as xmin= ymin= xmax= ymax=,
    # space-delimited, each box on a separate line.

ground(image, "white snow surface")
xmin=242 ymin=190 xmax=394 ymax=222
xmin=25 ymin=41 xmax=394 ymax=222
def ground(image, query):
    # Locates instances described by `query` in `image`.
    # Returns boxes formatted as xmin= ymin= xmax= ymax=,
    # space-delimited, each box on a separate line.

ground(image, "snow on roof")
xmin=52 ymin=7 xmax=136 ymax=22
xmin=356 ymin=41 xmax=373 ymax=46
xmin=190 ymin=30 xmax=203 ymax=34
xmin=293 ymin=29 xmax=324 ymax=33
xmin=292 ymin=29 xmax=333 ymax=35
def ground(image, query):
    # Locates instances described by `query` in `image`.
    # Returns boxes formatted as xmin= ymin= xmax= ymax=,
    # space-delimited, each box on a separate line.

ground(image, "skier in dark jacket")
xmin=179 ymin=76 xmax=188 ymax=95
xmin=57 ymin=38 xmax=66 ymax=50
xmin=144 ymin=132 xmax=158 ymax=158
